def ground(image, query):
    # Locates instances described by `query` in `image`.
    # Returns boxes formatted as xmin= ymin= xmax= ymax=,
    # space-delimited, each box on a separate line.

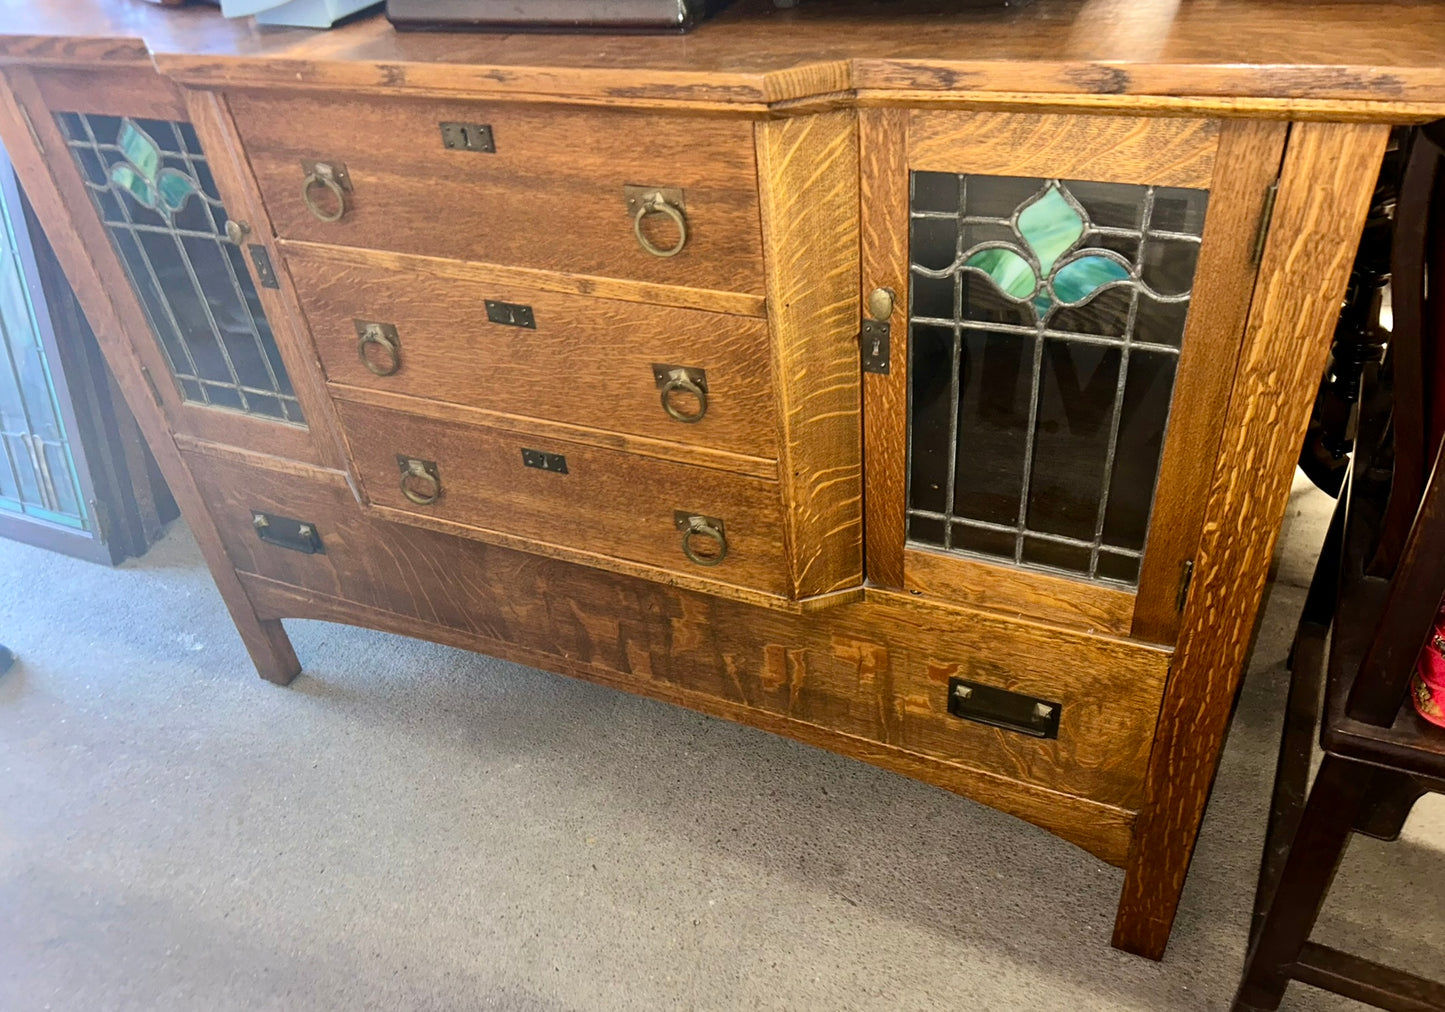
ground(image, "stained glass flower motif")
xmin=960 ymin=182 xmax=1132 ymax=317
xmin=108 ymin=120 xmax=198 ymax=220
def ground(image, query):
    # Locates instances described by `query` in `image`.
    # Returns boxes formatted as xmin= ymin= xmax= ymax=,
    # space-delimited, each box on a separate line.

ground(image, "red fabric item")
xmin=1412 ymin=605 xmax=1445 ymax=728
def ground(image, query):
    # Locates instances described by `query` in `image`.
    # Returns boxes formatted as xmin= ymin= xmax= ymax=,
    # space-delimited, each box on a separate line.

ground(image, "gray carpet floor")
xmin=1 ymin=474 xmax=1441 ymax=1011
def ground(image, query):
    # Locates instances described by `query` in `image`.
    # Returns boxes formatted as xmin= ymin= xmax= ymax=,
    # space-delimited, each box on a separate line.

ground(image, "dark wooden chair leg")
xmin=1289 ymin=494 xmax=1346 ymax=672
xmin=1250 ymin=617 xmax=1330 ymax=949
xmin=1234 ymin=755 xmax=1374 ymax=1011
xmin=1354 ymin=769 xmax=1427 ymax=841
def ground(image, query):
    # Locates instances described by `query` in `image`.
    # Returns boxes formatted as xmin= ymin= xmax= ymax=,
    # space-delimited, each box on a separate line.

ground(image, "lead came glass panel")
xmin=55 ymin=113 xmax=303 ymax=425
xmin=906 ymin=173 xmax=1209 ymax=586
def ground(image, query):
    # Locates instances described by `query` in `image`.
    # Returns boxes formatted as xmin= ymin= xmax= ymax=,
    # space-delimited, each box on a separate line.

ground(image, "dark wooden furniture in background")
xmin=1235 ymin=122 xmax=1445 ymax=1012
xmin=0 ymin=0 xmax=1442 ymax=961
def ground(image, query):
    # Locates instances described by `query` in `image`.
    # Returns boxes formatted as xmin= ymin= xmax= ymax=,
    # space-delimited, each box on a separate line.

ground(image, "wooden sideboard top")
xmin=1 ymin=0 xmax=1443 ymax=115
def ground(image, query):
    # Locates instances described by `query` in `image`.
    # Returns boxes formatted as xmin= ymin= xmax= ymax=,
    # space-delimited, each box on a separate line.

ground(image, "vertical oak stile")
xmin=754 ymin=109 xmax=864 ymax=598
xmin=1113 ymin=121 xmax=1391 ymax=960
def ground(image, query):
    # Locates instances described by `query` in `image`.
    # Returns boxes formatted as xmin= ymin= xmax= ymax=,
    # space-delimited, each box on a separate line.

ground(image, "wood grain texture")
xmin=754 ymin=109 xmax=864 ymax=598
xmin=856 ymin=89 xmax=1445 ymax=124
xmin=333 ymin=397 xmax=792 ymax=598
xmin=228 ymin=89 xmax=765 ymax=297
xmin=1112 ymin=121 xmax=1391 ymax=960
xmin=183 ymin=442 xmax=1170 ymax=820
xmin=286 ymin=248 xmax=779 ymax=462
xmin=277 ymin=241 xmax=766 ymax=319
xmin=6 ymin=0 xmax=1445 ymax=114
xmin=183 ymin=88 xmax=352 ymax=475
xmin=328 ymin=383 xmax=778 ymax=481
xmin=245 ymin=571 xmax=1136 ymax=865
xmin=0 ymin=67 xmax=300 ymax=685
xmin=907 ymin=110 xmax=1219 ymax=188
xmin=33 ymin=65 xmax=187 ymax=120
xmin=859 ymin=106 xmax=908 ymax=588
xmin=904 ymin=548 xmax=1135 ymax=637
xmin=1130 ymin=119 xmax=1289 ymax=643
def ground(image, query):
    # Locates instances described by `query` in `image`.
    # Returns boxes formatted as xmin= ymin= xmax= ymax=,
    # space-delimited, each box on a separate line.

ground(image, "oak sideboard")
xmin=2 ymin=0 xmax=1441 ymax=960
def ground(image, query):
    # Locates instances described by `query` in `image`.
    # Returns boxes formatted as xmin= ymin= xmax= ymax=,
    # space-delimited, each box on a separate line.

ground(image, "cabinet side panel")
xmin=755 ymin=110 xmax=863 ymax=598
xmin=1113 ymin=120 xmax=1390 ymax=960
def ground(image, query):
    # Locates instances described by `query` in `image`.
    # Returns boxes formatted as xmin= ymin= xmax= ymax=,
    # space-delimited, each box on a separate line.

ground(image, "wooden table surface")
xmin=1 ymin=0 xmax=1443 ymax=113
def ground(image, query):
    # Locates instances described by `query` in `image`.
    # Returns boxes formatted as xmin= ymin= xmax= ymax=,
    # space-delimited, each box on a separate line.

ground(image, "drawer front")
xmin=335 ymin=399 xmax=789 ymax=595
xmin=228 ymin=91 xmax=765 ymax=295
xmin=288 ymin=250 xmax=778 ymax=460
xmin=182 ymin=447 xmax=1165 ymax=813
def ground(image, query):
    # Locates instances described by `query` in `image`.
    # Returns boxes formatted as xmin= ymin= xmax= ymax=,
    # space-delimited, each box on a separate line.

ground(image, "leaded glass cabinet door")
xmin=861 ymin=111 xmax=1288 ymax=644
xmin=21 ymin=69 xmax=325 ymax=466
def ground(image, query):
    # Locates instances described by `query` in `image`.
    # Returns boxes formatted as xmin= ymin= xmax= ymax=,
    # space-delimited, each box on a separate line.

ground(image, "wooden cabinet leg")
xmin=232 ymin=614 xmax=300 ymax=686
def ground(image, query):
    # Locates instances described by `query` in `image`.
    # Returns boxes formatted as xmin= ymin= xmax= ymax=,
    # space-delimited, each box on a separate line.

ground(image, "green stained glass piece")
xmin=155 ymin=167 xmax=197 ymax=214
xmin=108 ymin=163 xmax=158 ymax=210
xmin=1051 ymin=254 xmax=1131 ymax=305
xmin=117 ymin=119 xmax=161 ymax=183
xmin=962 ymin=247 xmax=1037 ymax=300
xmin=1016 ymin=183 xmax=1084 ymax=275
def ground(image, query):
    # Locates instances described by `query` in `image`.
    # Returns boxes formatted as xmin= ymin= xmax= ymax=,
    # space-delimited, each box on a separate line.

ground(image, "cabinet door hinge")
xmin=1176 ymin=559 xmax=1196 ymax=613
xmin=138 ymin=364 xmax=164 ymax=408
xmin=1251 ymin=180 xmax=1280 ymax=265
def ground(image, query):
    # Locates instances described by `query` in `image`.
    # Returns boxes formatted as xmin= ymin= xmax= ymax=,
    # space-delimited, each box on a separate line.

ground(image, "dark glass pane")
xmin=1067 ymin=180 xmax=1146 ymax=229
xmin=952 ymin=523 xmax=1014 ymax=561
xmin=953 ymin=328 xmax=1032 ymax=526
xmin=959 ymin=274 xmax=1032 ymax=327
xmin=1134 ymin=294 xmax=1193 ymax=348
xmin=1140 ymin=238 xmax=1201 ymax=298
xmin=911 ymin=271 xmax=953 ymax=320
xmin=1026 ymin=339 xmax=1120 ymax=542
xmin=1048 ymin=285 xmax=1132 ymax=338
xmin=907 ymin=513 xmax=946 ymax=546
xmin=56 ymin=111 xmax=303 ymax=425
xmin=908 ymin=324 xmax=954 ymax=514
xmin=1150 ymin=187 xmax=1209 ymax=234
xmin=912 ymin=170 xmax=957 ymax=213
xmin=111 ymin=228 xmax=191 ymax=382
xmin=911 ymin=215 xmax=958 ymax=272
xmin=202 ymin=381 xmax=243 ymax=411
xmin=905 ymin=171 xmax=1208 ymax=585
xmin=1022 ymin=537 xmax=1091 ymax=574
xmin=1101 ymin=350 xmax=1178 ymax=553
xmin=964 ymin=176 xmax=1044 ymax=220
xmin=1097 ymin=551 xmax=1141 ymax=584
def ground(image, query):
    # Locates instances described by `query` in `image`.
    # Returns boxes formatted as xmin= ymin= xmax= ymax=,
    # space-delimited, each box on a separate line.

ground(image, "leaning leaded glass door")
xmin=861 ymin=111 xmax=1288 ymax=643
xmin=18 ymin=68 xmax=322 ymax=465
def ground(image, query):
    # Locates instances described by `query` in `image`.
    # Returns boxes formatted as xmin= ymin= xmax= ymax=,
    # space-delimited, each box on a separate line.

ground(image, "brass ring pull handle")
xmin=633 ymin=192 xmax=688 ymax=258
xmin=660 ymin=371 xmax=707 ymax=423
xmin=676 ymin=513 xmax=727 ymax=567
xmin=397 ymin=456 xmax=441 ymax=506
xmin=356 ymin=323 xmax=401 ymax=377
xmin=301 ymin=163 xmax=348 ymax=223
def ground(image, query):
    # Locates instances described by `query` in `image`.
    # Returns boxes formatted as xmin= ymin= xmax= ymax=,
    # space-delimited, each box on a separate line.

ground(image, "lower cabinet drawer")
xmin=182 ymin=446 xmax=1167 ymax=835
xmin=334 ymin=398 xmax=790 ymax=596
